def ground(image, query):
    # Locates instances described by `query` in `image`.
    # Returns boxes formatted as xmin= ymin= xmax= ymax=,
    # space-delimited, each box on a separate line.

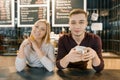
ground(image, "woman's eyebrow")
xmin=35 ymin=25 xmax=38 ymax=27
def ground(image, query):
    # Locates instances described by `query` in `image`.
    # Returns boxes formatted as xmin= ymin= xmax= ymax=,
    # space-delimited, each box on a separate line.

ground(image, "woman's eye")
xmin=71 ymin=22 xmax=76 ymax=24
xmin=41 ymin=28 xmax=45 ymax=31
xmin=35 ymin=26 xmax=39 ymax=28
xmin=39 ymin=27 xmax=46 ymax=31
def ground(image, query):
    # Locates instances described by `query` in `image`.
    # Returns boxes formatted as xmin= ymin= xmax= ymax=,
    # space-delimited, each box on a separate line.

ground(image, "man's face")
xmin=69 ymin=14 xmax=88 ymax=37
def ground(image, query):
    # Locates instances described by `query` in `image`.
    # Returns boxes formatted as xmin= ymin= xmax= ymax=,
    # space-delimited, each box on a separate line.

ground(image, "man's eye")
xmin=79 ymin=22 xmax=84 ymax=24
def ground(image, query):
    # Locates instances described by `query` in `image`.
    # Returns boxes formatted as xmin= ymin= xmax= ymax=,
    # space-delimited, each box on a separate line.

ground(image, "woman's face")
xmin=31 ymin=21 xmax=47 ymax=40
xmin=69 ymin=14 xmax=88 ymax=37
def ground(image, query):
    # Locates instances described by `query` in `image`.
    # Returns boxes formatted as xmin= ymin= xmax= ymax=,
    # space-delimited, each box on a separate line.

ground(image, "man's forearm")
xmin=92 ymin=55 xmax=101 ymax=66
xmin=60 ymin=55 xmax=70 ymax=68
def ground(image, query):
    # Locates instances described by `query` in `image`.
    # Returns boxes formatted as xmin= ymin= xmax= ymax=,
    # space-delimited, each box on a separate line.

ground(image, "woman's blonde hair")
xmin=34 ymin=19 xmax=50 ymax=44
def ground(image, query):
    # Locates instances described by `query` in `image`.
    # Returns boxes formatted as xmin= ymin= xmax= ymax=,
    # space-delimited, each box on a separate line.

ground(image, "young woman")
xmin=15 ymin=19 xmax=55 ymax=72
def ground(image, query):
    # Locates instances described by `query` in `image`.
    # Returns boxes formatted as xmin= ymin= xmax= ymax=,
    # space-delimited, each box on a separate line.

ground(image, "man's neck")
xmin=72 ymin=32 xmax=85 ymax=45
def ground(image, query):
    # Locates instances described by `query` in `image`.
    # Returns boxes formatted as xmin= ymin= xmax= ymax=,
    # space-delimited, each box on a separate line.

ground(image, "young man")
xmin=56 ymin=9 xmax=104 ymax=72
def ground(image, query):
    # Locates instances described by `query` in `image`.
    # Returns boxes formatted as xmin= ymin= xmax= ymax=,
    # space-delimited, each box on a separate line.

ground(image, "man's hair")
xmin=69 ymin=9 xmax=87 ymax=18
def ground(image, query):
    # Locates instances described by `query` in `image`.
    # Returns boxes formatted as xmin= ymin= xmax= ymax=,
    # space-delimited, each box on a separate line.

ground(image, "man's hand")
xmin=65 ymin=48 xmax=83 ymax=63
xmin=82 ymin=47 xmax=97 ymax=61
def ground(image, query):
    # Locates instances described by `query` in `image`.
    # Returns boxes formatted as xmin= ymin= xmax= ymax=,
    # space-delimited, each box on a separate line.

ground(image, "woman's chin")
xmin=35 ymin=37 xmax=42 ymax=40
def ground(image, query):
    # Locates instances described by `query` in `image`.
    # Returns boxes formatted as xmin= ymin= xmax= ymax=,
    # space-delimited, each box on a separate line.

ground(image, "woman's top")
xmin=15 ymin=41 xmax=55 ymax=72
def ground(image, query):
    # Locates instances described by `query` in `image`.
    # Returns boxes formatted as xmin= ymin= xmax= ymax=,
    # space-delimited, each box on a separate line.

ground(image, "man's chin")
xmin=74 ymin=33 xmax=83 ymax=37
xmin=75 ymin=35 xmax=81 ymax=37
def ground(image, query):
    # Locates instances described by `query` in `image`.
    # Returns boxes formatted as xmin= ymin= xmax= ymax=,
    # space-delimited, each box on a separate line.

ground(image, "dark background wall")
xmin=0 ymin=0 xmax=120 ymax=55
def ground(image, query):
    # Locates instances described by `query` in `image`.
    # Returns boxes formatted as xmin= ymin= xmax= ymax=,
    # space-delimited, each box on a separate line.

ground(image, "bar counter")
xmin=0 ymin=66 xmax=120 ymax=80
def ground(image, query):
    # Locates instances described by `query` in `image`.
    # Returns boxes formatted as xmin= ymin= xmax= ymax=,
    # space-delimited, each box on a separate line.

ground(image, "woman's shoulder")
xmin=42 ymin=43 xmax=55 ymax=53
xmin=22 ymin=39 xmax=29 ymax=44
xmin=42 ymin=43 xmax=54 ymax=48
xmin=22 ymin=39 xmax=32 ymax=49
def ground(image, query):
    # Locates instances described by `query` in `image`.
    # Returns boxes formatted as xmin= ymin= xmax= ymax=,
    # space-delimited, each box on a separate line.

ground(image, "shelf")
xmin=2 ymin=53 xmax=17 ymax=56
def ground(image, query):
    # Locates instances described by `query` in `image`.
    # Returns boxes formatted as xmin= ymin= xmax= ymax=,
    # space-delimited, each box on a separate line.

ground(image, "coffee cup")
xmin=74 ymin=46 xmax=86 ymax=54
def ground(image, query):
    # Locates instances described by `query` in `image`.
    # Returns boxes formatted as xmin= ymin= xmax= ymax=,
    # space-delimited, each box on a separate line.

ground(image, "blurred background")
xmin=0 ymin=0 xmax=119 ymax=56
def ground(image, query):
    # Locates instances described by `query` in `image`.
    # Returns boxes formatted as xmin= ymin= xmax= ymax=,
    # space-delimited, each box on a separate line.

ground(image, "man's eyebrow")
xmin=79 ymin=20 xmax=85 ymax=21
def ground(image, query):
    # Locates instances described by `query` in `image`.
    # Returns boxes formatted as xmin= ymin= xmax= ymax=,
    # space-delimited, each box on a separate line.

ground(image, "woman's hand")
xmin=28 ymin=37 xmax=39 ymax=51
xmin=17 ymin=39 xmax=31 ymax=58
xmin=28 ymin=36 xmax=44 ymax=58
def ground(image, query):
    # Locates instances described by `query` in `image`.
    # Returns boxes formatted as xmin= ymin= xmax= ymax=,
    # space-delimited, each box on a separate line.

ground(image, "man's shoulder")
xmin=86 ymin=32 xmax=100 ymax=39
xmin=59 ymin=33 xmax=71 ymax=40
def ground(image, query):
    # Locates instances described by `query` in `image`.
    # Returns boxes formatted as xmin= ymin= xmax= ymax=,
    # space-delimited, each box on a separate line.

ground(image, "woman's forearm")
xmin=15 ymin=57 xmax=26 ymax=72
xmin=40 ymin=56 xmax=55 ymax=72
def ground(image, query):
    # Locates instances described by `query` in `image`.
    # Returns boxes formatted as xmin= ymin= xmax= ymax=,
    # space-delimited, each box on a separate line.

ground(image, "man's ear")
xmin=85 ymin=21 xmax=88 ymax=29
xmin=86 ymin=21 xmax=88 ymax=25
xmin=69 ymin=27 xmax=71 ymax=31
xmin=68 ymin=21 xmax=70 ymax=24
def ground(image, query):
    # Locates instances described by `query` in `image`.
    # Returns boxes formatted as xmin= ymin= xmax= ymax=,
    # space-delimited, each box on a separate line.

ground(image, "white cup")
xmin=74 ymin=46 xmax=86 ymax=54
